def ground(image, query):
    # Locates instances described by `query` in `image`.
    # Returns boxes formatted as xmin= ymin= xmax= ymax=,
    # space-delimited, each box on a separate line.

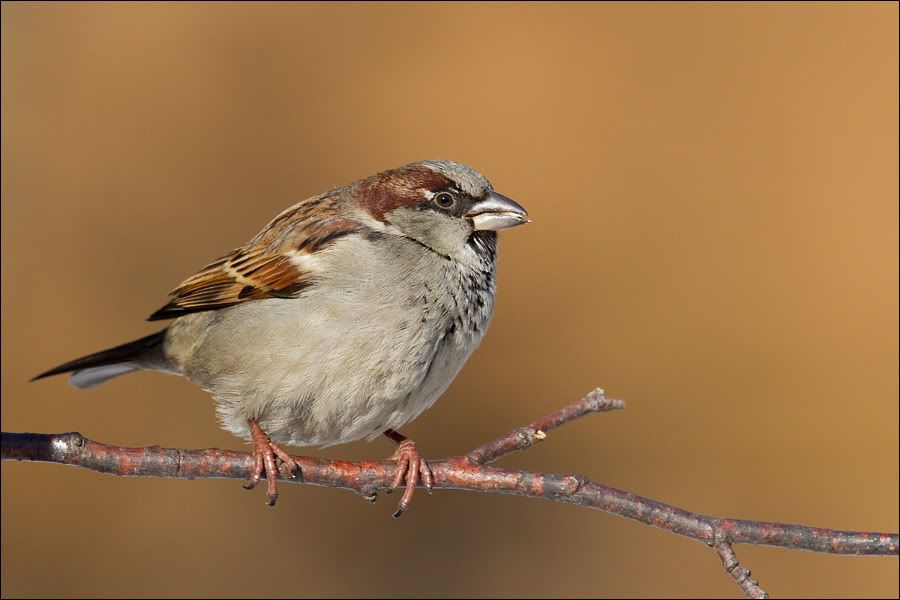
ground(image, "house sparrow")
xmin=33 ymin=159 xmax=528 ymax=515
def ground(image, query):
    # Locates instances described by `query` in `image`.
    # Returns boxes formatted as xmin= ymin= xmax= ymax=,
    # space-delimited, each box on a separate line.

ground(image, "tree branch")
xmin=3 ymin=388 xmax=896 ymax=598
xmin=716 ymin=540 xmax=768 ymax=599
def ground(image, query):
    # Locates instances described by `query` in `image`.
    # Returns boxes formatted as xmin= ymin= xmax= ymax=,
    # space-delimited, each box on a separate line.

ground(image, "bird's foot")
xmin=243 ymin=419 xmax=300 ymax=507
xmin=386 ymin=436 xmax=434 ymax=518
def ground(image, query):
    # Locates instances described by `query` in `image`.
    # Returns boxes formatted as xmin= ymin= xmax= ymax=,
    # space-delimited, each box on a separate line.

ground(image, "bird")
xmin=32 ymin=159 xmax=529 ymax=515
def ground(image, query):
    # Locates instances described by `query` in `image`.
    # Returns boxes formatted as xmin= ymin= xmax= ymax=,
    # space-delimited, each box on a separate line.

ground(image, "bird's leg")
xmin=383 ymin=429 xmax=434 ymax=518
xmin=243 ymin=419 xmax=300 ymax=507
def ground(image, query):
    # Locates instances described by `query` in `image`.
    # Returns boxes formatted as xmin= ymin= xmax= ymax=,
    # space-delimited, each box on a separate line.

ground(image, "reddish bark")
xmin=3 ymin=389 xmax=896 ymax=598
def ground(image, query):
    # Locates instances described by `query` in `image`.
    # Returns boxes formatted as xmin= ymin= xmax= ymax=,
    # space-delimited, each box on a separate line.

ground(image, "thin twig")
xmin=2 ymin=389 xmax=897 ymax=598
xmin=464 ymin=388 xmax=624 ymax=465
xmin=715 ymin=539 xmax=768 ymax=599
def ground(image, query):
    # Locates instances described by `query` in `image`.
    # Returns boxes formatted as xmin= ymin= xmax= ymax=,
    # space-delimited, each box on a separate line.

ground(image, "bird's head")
xmin=355 ymin=160 xmax=528 ymax=258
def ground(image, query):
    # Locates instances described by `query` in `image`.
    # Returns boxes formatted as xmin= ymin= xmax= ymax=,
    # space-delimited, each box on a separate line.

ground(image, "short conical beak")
xmin=466 ymin=191 xmax=529 ymax=231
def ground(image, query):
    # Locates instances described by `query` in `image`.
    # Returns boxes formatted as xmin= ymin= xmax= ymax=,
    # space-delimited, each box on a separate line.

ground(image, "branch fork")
xmin=3 ymin=388 xmax=896 ymax=598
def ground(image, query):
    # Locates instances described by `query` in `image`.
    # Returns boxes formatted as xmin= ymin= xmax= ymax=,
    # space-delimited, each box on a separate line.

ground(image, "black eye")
xmin=433 ymin=191 xmax=457 ymax=210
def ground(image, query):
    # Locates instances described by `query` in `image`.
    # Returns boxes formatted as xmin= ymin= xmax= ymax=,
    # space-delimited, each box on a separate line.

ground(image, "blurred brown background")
xmin=2 ymin=2 xmax=897 ymax=598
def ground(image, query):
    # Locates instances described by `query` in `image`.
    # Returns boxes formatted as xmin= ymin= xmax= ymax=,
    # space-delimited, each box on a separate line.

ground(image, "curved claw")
xmin=420 ymin=459 xmax=434 ymax=495
xmin=244 ymin=446 xmax=265 ymax=490
xmin=388 ymin=439 xmax=431 ymax=518
xmin=245 ymin=419 xmax=300 ymax=507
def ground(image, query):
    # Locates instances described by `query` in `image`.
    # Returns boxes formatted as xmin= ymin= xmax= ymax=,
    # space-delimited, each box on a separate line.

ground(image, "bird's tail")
xmin=31 ymin=330 xmax=167 ymax=389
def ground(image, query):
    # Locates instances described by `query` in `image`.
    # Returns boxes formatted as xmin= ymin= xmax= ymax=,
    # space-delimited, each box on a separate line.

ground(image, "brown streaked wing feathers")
xmin=147 ymin=249 xmax=314 ymax=320
xmin=147 ymin=194 xmax=361 ymax=321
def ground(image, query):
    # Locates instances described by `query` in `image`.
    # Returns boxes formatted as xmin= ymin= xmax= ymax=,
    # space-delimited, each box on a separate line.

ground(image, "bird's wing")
xmin=148 ymin=195 xmax=362 ymax=321
xmin=147 ymin=248 xmax=313 ymax=320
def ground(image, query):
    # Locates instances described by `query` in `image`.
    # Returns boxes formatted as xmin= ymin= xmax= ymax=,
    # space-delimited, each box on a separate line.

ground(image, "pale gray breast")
xmin=179 ymin=232 xmax=497 ymax=446
xmin=383 ymin=232 xmax=498 ymax=430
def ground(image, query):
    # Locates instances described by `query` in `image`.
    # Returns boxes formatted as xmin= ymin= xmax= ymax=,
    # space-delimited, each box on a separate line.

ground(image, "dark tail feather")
xmin=31 ymin=330 xmax=166 ymax=388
